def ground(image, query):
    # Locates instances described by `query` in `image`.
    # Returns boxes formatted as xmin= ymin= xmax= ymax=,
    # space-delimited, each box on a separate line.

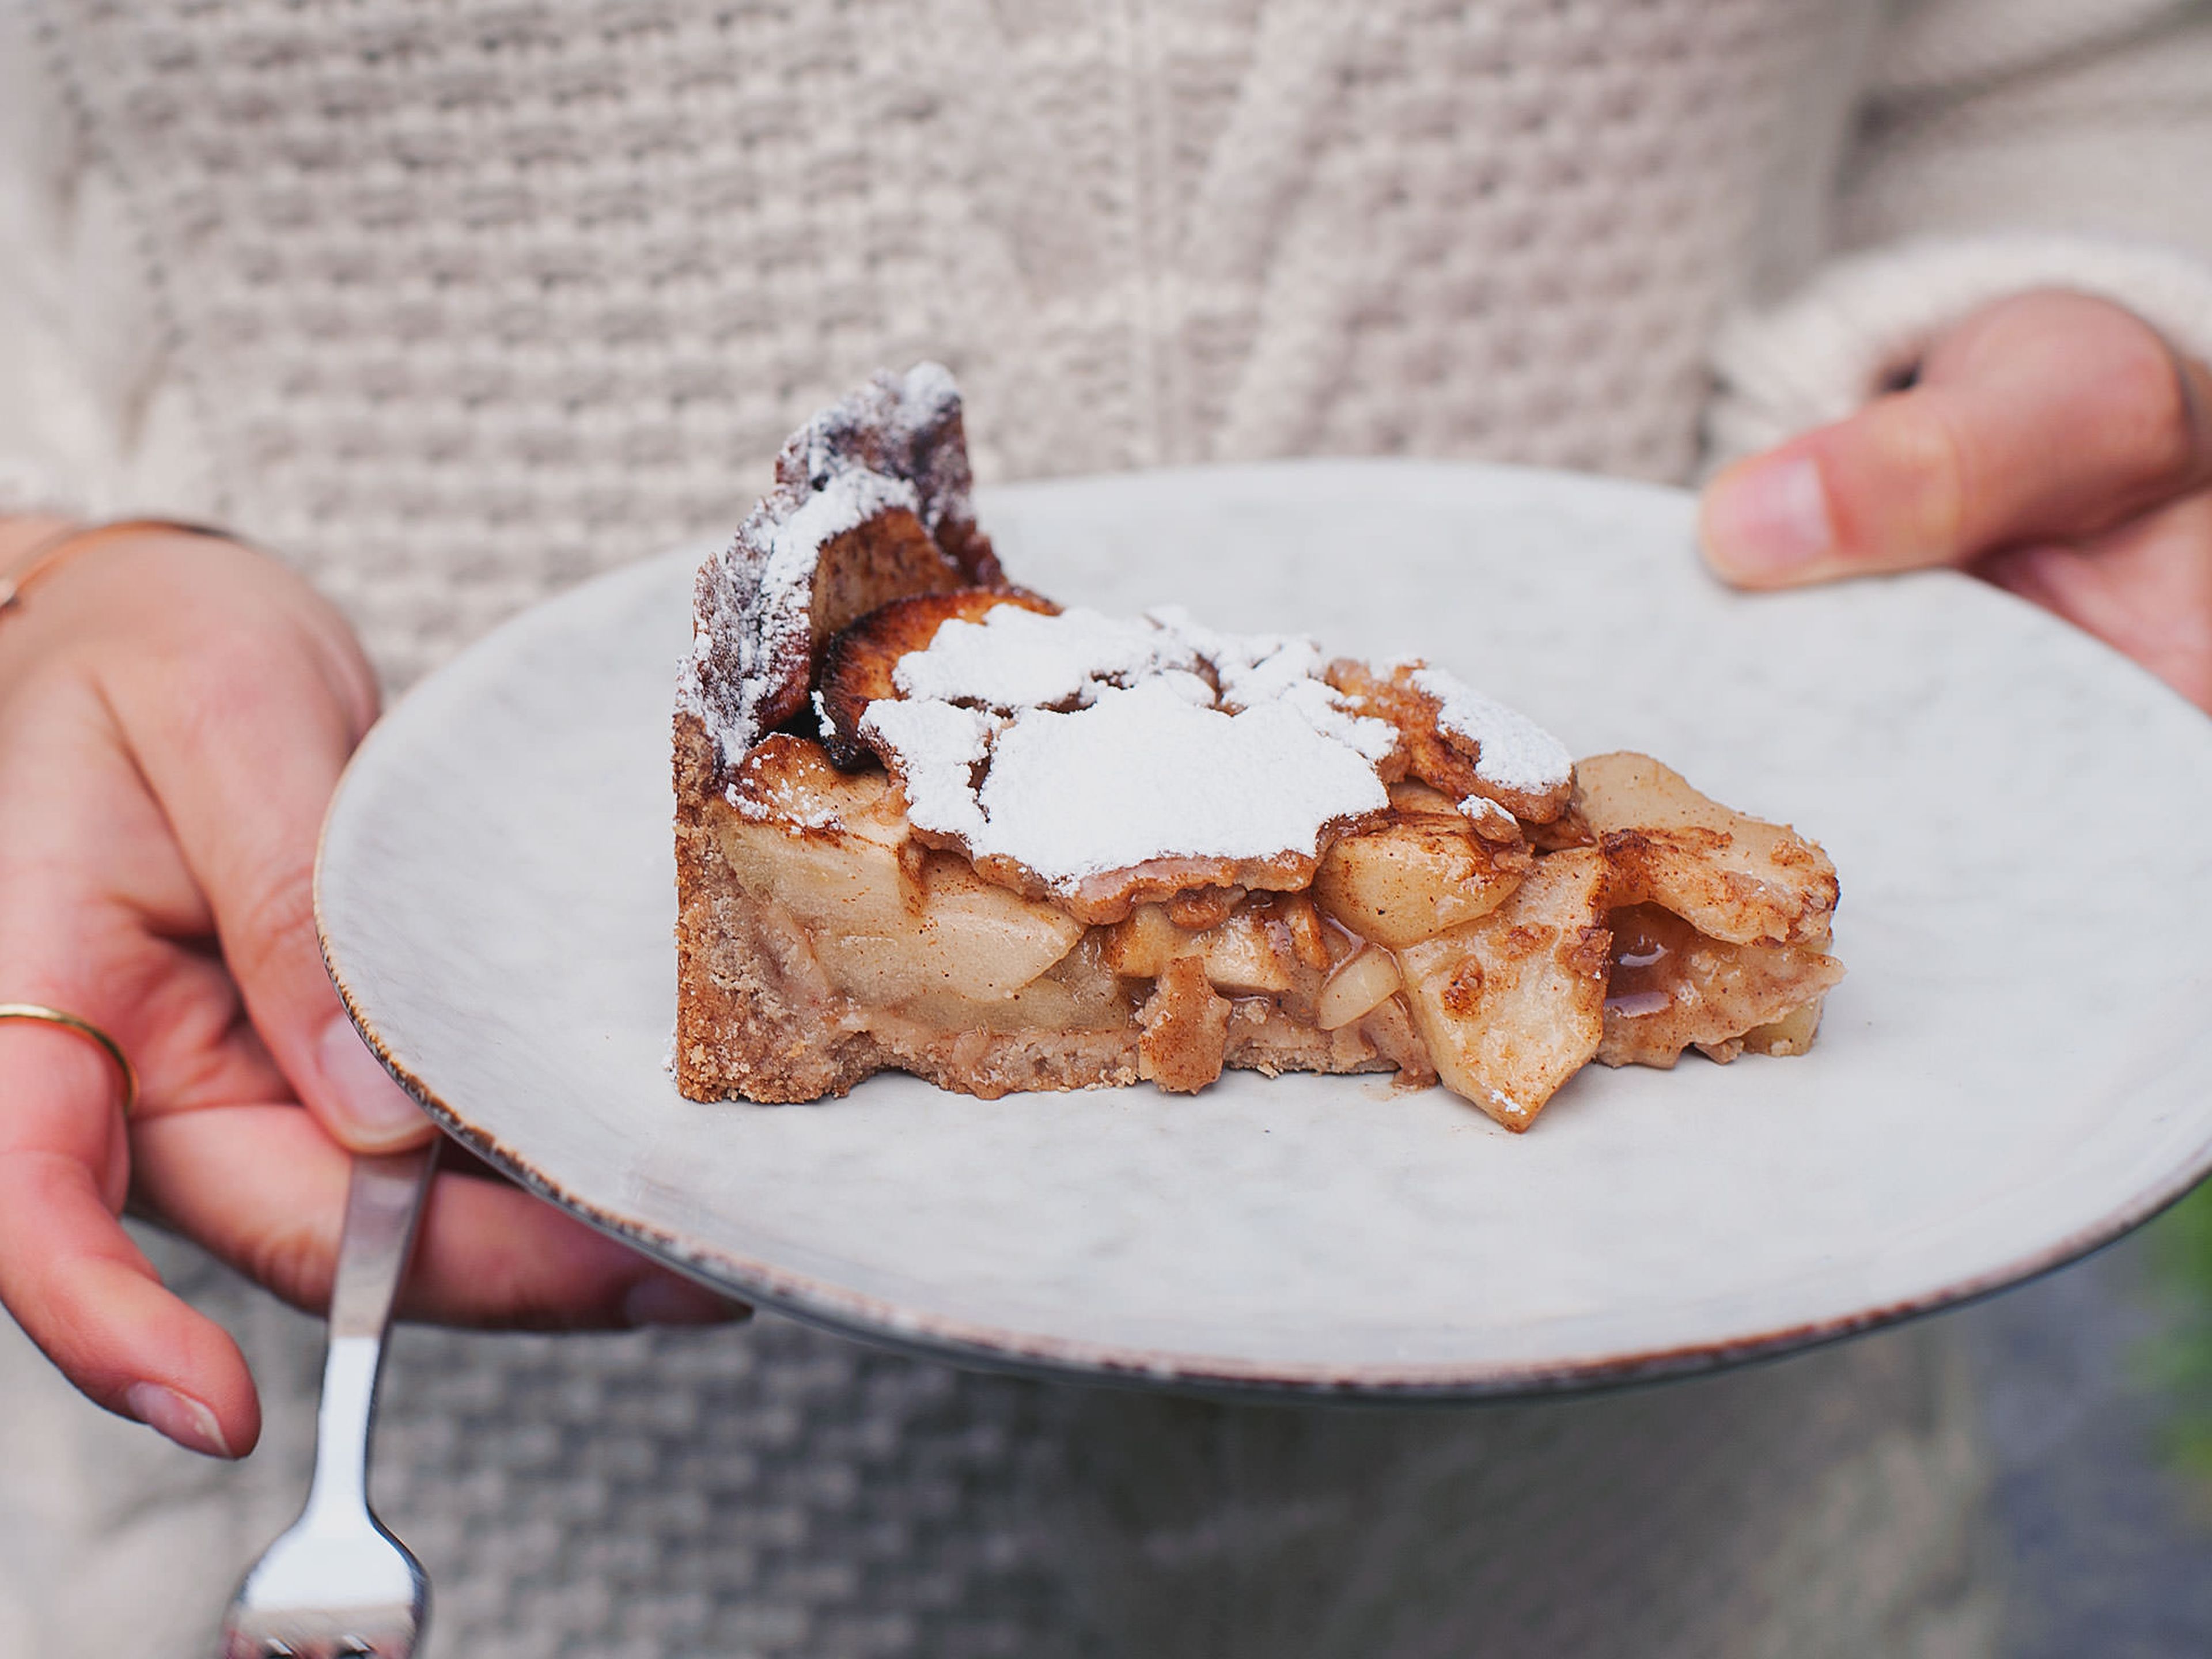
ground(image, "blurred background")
xmin=1968 ymin=1184 xmax=2212 ymax=1653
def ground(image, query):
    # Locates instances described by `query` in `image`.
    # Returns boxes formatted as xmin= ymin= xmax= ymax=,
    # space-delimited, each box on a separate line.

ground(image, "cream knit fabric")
xmin=1 ymin=1 xmax=2208 ymax=1655
xmin=17 ymin=0 xmax=1843 ymax=685
xmin=1710 ymin=233 xmax=2212 ymax=464
xmin=1 ymin=1236 xmax=2002 ymax=1659
xmin=1711 ymin=0 xmax=2212 ymax=459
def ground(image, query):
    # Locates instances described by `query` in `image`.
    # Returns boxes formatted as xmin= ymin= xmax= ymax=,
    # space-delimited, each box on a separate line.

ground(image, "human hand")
xmin=0 ymin=523 xmax=741 ymax=1461
xmin=1700 ymin=290 xmax=2212 ymax=711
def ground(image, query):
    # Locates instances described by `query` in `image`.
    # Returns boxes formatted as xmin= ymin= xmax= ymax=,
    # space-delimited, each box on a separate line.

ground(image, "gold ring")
xmin=0 ymin=1004 xmax=139 ymax=1117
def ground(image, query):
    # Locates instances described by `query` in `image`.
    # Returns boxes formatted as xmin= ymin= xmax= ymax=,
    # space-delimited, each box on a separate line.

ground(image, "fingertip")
xmin=124 ymin=1380 xmax=244 ymax=1459
xmin=89 ymin=1259 xmax=264 ymax=1458
xmin=1699 ymin=451 xmax=1837 ymax=588
xmin=310 ymin=1017 xmax=436 ymax=1153
xmin=620 ymin=1271 xmax=752 ymax=1329
xmin=403 ymin=1172 xmax=749 ymax=1331
xmin=0 ymin=1149 xmax=264 ymax=1457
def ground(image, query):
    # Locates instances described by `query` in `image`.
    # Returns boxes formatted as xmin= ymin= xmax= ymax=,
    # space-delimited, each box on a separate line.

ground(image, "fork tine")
xmin=215 ymin=1142 xmax=437 ymax=1659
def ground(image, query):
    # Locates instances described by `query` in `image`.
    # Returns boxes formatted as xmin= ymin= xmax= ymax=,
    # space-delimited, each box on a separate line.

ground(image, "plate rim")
xmin=317 ymin=456 xmax=2212 ymax=1400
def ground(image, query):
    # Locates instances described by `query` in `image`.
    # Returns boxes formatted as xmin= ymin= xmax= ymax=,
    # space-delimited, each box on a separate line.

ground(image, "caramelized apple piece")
xmin=809 ymin=508 xmax=964 ymax=642
xmin=1386 ymin=779 xmax=1529 ymax=851
xmin=1392 ymin=848 xmax=1611 ymax=1130
xmin=1597 ymin=902 xmax=1844 ymax=1069
xmin=1198 ymin=907 xmax=1297 ymax=995
xmin=733 ymin=506 xmax=974 ymax=738
xmin=1357 ymin=995 xmax=1438 ymax=1086
xmin=901 ymin=940 xmax=1135 ymax=1033
xmin=1104 ymin=893 xmax=1327 ymax=1002
xmin=1101 ymin=903 xmax=1191 ymax=977
xmin=1313 ymin=807 xmax=1529 ymax=948
xmin=1269 ymin=893 xmax=1334 ymax=971
xmin=1576 ymin=752 xmax=1838 ymax=948
xmin=717 ymin=736 xmax=1083 ymax=1001
xmin=1739 ymin=999 xmax=1825 ymax=1058
xmin=1325 ymin=658 xmax=1574 ymax=824
xmin=805 ymin=857 xmax=1090 ymax=1003
xmin=1316 ymin=945 xmax=1402 ymax=1031
xmin=1167 ymin=886 xmax=1245 ymax=930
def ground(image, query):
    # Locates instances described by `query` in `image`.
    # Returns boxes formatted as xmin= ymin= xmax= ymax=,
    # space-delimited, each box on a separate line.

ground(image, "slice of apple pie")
xmin=673 ymin=366 xmax=1843 ymax=1130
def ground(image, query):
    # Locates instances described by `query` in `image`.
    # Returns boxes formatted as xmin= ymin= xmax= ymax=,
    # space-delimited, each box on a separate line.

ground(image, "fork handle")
xmin=302 ymin=1142 xmax=438 ymax=1524
xmin=329 ymin=1144 xmax=438 ymax=1339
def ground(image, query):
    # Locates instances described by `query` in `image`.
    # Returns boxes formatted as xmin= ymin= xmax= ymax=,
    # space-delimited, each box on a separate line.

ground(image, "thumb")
xmin=1702 ymin=290 xmax=2212 ymax=588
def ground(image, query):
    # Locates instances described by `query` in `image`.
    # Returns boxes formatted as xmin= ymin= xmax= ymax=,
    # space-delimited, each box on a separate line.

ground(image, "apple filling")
xmin=708 ymin=729 xmax=1838 ymax=1129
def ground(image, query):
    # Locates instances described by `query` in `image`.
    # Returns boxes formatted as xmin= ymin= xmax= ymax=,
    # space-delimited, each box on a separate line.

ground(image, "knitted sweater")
xmin=1 ymin=1 xmax=2207 ymax=1654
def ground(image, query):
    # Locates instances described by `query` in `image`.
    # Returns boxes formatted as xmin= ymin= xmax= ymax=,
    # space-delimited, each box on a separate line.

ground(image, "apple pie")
xmin=673 ymin=366 xmax=1843 ymax=1130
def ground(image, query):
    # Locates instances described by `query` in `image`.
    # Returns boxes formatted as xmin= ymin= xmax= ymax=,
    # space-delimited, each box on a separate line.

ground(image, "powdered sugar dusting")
xmin=1150 ymin=607 xmax=1398 ymax=762
xmin=854 ymin=698 xmax=996 ymax=844
xmin=730 ymin=786 xmax=845 ymax=831
xmin=893 ymin=606 xmax=1192 ymax=709
xmin=1410 ymin=666 xmax=1573 ymax=798
xmin=725 ymin=742 xmax=855 ymax=830
xmin=978 ymin=685 xmax=1386 ymax=882
xmin=1459 ymin=794 xmax=1520 ymax=837
xmin=857 ymin=605 xmax=1396 ymax=890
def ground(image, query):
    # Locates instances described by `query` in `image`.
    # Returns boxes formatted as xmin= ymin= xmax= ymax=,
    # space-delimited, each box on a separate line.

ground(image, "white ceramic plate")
xmin=318 ymin=460 xmax=2212 ymax=1398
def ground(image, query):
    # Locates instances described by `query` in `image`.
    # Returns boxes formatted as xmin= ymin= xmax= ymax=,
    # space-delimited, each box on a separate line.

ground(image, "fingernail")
xmin=124 ymin=1381 xmax=233 ymax=1458
xmin=622 ymin=1273 xmax=750 ymax=1328
xmin=317 ymin=1019 xmax=430 ymax=1149
xmin=1703 ymin=455 xmax=1834 ymax=581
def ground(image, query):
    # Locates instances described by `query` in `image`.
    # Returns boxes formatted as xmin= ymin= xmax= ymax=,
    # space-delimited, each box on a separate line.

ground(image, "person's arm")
xmin=1700 ymin=0 xmax=2212 ymax=710
xmin=0 ymin=33 xmax=739 ymax=1463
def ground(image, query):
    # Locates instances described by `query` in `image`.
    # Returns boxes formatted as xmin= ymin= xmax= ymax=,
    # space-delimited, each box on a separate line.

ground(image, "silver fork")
xmin=218 ymin=1142 xmax=438 ymax=1659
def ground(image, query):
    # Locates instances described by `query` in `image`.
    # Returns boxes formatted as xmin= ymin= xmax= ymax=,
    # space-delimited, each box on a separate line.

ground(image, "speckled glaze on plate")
xmin=316 ymin=460 xmax=2212 ymax=1399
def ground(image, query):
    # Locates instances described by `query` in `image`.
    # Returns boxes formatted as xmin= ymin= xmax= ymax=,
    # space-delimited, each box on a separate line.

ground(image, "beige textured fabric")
xmin=14 ymin=0 xmax=1839 ymax=685
xmin=1709 ymin=233 xmax=2212 ymax=464
xmin=0 ymin=1234 xmax=2000 ymax=1659
xmin=1707 ymin=0 xmax=2212 ymax=460
xmin=1847 ymin=0 xmax=2212 ymax=253
xmin=3 ymin=0 xmax=2206 ymax=1653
